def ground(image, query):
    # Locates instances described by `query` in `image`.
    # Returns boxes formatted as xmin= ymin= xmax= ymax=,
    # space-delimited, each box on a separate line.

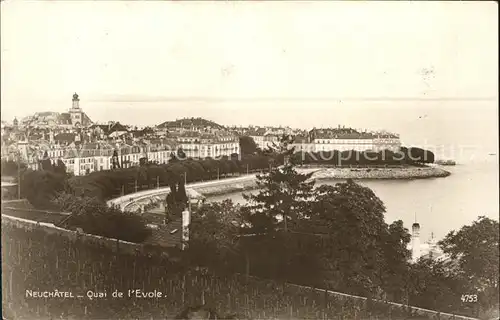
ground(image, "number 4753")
xmin=461 ymin=294 xmax=478 ymax=303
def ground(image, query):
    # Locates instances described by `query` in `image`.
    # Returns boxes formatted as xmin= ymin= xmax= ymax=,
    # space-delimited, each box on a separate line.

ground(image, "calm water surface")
xmin=207 ymin=158 xmax=499 ymax=242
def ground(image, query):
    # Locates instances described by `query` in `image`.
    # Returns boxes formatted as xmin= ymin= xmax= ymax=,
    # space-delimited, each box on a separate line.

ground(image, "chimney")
xmin=411 ymin=222 xmax=421 ymax=262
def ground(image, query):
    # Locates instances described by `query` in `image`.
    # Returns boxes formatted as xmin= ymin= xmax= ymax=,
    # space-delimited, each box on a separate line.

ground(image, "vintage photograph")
xmin=1 ymin=1 xmax=498 ymax=319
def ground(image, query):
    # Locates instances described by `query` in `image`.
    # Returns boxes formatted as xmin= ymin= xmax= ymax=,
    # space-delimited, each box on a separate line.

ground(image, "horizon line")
xmin=87 ymin=96 xmax=497 ymax=103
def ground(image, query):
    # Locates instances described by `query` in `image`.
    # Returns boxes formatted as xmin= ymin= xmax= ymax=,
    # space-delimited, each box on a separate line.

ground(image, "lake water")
xmin=207 ymin=158 xmax=499 ymax=242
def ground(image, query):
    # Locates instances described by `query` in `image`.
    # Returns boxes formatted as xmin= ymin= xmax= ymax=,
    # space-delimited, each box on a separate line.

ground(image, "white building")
xmin=372 ymin=132 xmax=401 ymax=152
xmin=309 ymin=128 xmax=375 ymax=152
xmin=176 ymin=131 xmax=240 ymax=159
xmin=289 ymin=135 xmax=315 ymax=153
xmin=309 ymin=128 xmax=401 ymax=153
xmin=409 ymin=223 xmax=451 ymax=263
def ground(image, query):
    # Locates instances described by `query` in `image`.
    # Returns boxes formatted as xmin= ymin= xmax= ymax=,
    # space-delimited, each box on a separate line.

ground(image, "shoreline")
xmin=194 ymin=166 xmax=451 ymax=198
xmin=113 ymin=165 xmax=451 ymax=211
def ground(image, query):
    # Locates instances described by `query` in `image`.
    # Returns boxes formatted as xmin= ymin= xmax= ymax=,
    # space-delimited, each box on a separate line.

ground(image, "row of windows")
xmin=315 ymin=139 xmax=400 ymax=144
xmin=315 ymin=139 xmax=375 ymax=144
xmin=80 ymin=164 xmax=93 ymax=171
xmin=43 ymin=147 xmax=240 ymax=169
xmin=181 ymin=144 xmax=238 ymax=150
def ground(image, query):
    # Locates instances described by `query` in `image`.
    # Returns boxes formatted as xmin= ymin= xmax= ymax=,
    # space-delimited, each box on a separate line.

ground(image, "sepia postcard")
xmin=1 ymin=1 xmax=498 ymax=319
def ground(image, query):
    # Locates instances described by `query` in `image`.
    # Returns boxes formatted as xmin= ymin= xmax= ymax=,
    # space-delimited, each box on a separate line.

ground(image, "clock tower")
xmin=70 ymin=93 xmax=82 ymax=127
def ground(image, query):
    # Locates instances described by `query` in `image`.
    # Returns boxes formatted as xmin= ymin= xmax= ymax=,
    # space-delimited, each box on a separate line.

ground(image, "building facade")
xmin=177 ymin=131 xmax=240 ymax=159
xmin=309 ymin=128 xmax=401 ymax=153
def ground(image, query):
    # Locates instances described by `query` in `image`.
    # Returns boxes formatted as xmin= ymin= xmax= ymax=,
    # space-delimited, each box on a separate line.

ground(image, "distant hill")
xmin=157 ymin=117 xmax=224 ymax=130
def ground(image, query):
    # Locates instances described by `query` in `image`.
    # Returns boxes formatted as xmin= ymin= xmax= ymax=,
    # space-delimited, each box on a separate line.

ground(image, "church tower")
xmin=70 ymin=93 xmax=82 ymax=127
xmin=72 ymin=92 xmax=80 ymax=109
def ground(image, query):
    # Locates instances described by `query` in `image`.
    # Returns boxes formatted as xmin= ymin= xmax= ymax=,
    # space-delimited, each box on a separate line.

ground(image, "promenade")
xmin=107 ymin=166 xmax=450 ymax=212
xmin=108 ymin=168 xmax=324 ymax=212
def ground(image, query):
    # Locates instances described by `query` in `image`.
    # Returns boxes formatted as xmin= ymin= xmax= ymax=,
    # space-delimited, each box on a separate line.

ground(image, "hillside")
xmin=157 ymin=117 xmax=224 ymax=130
xmin=1 ymin=219 xmax=469 ymax=320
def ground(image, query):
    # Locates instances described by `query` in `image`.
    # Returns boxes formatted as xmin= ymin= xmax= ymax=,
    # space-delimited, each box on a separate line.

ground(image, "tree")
xmin=111 ymin=150 xmax=121 ymax=169
xmin=407 ymin=147 xmax=435 ymax=164
xmin=169 ymin=152 xmax=178 ymax=163
xmin=187 ymin=200 xmax=243 ymax=272
xmin=20 ymin=169 xmax=66 ymax=209
xmin=176 ymin=148 xmax=186 ymax=160
xmin=307 ymin=180 xmax=389 ymax=296
xmin=380 ymin=220 xmax=412 ymax=302
xmin=40 ymin=151 xmax=52 ymax=171
xmin=238 ymin=135 xmax=323 ymax=285
xmin=408 ymin=258 xmax=467 ymax=315
xmin=243 ymin=134 xmax=315 ymax=233
xmin=54 ymin=159 xmax=67 ymax=175
xmin=439 ymin=216 xmax=499 ymax=312
xmin=139 ymin=157 xmax=149 ymax=166
xmin=239 ymin=136 xmax=259 ymax=155
xmin=165 ymin=178 xmax=188 ymax=219
xmin=53 ymin=193 xmax=152 ymax=243
xmin=176 ymin=180 xmax=188 ymax=205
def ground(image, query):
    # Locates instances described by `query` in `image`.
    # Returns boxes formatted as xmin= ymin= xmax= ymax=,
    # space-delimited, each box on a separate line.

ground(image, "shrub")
xmin=53 ymin=193 xmax=152 ymax=243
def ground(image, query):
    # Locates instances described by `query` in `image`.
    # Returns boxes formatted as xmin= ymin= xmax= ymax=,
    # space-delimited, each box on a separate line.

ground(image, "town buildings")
xmin=19 ymin=93 xmax=92 ymax=129
xmin=175 ymin=131 xmax=240 ymax=159
xmin=2 ymin=94 xmax=403 ymax=176
xmin=233 ymin=126 xmax=302 ymax=151
xmin=308 ymin=127 xmax=401 ymax=153
xmin=2 ymin=97 xmax=240 ymax=175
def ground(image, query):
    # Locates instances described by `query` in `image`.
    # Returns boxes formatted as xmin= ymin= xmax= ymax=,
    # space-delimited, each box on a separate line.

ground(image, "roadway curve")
xmin=107 ymin=168 xmax=321 ymax=212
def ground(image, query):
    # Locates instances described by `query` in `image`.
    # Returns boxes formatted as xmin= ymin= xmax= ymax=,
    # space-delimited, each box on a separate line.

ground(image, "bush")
xmin=53 ymin=193 xmax=152 ymax=243
xmin=20 ymin=169 xmax=66 ymax=210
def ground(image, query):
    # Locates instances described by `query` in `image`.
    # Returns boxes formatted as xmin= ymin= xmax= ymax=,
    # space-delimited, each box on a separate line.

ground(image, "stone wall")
xmin=312 ymin=166 xmax=451 ymax=180
xmin=1 ymin=214 xmax=142 ymax=255
xmin=1 ymin=214 xmax=477 ymax=320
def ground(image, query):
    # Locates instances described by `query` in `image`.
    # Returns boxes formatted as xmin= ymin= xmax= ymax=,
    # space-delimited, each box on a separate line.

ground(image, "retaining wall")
xmin=1 ymin=214 xmax=477 ymax=320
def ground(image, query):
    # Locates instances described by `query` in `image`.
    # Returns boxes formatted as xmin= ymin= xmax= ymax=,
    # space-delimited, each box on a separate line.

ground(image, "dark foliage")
xmin=53 ymin=193 xmax=152 ymax=243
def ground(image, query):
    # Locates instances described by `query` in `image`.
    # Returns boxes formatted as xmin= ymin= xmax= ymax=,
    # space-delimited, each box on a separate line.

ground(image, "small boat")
xmin=489 ymin=153 xmax=496 ymax=156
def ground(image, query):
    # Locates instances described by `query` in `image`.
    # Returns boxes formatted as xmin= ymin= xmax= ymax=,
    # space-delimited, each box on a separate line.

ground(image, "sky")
xmin=1 ymin=1 xmax=498 ymax=148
